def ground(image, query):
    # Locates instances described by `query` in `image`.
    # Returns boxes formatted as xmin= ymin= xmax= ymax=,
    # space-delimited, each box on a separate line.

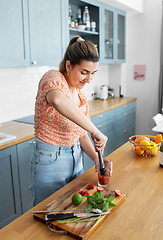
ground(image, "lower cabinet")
xmin=0 ymin=146 xmax=22 ymax=229
xmin=0 ymin=138 xmax=35 ymax=229
xmin=83 ymin=100 xmax=136 ymax=171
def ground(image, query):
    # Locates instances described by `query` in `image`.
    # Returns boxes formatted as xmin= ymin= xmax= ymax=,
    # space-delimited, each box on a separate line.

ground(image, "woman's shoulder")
xmin=42 ymin=69 xmax=64 ymax=80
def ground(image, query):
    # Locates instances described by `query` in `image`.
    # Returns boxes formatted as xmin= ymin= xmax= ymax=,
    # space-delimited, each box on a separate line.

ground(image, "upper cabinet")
xmin=100 ymin=4 xmax=126 ymax=64
xmin=0 ymin=0 xmax=30 ymax=67
xmin=68 ymin=0 xmax=101 ymax=58
xmin=28 ymin=0 xmax=62 ymax=66
xmin=0 ymin=0 xmax=64 ymax=68
xmin=0 ymin=0 xmax=126 ymax=68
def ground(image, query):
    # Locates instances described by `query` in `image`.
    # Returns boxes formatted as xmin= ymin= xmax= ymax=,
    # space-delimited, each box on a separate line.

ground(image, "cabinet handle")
xmin=32 ymin=61 xmax=37 ymax=65
xmin=98 ymin=124 xmax=103 ymax=128
xmin=124 ymin=129 xmax=128 ymax=133
xmin=98 ymin=115 xmax=104 ymax=118
xmin=125 ymin=104 xmax=129 ymax=108
xmin=125 ymin=113 xmax=129 ymax=116
xmin=30 ymin=141 xmax=35 ymax=144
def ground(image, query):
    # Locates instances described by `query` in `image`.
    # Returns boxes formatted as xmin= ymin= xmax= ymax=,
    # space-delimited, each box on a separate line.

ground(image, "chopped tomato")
xmin=97 ymin=186 xmax=104 ymax=192
xmin=77 ymin=189 xmax=83 ymax=195
xmin=86 ymin=184 xmax=94 ymax=190
xmin=114 ymin=190 xmax=121 ymax=196
xmin=98 ymin=175 xmax=109 ymax=185
xmin=83 ymin=191 xmax=89 ymax=196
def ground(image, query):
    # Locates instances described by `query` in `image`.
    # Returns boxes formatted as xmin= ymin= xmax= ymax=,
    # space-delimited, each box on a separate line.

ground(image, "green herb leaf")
xmin=85 ymin=203 xmax=92 ymax=213
xmin=102 ymin=201 xmax=109 ymax=212
xmin=87 ymin=197 xmax=98 ymax=208
xmin=109 ymin=202 xmax=117 ymax=207
xmin=107 ymin=197 xmax=115 ymax=202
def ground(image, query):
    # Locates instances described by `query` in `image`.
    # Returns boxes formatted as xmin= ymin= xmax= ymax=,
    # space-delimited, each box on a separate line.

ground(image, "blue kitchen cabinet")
xmin=68 ymin=0 xmax=102 ymax=61
xmin=17 ymin=138 xmax=35 ymax=213
xmin=114 ymin=101 xmax=136 ymax=149
xmin=0 ymin=138 xmax=35 ymax=229
xmin=0 ymin=0 xmax=30 ymax=67
xmin=28 ymin=0 xmax=63 ymax=66
xmin=0 ymin=0 xmax=65 ymax=68
xmin=0 ymin=146 xmax=22 ymax=229
xmin=100 ymin=3 xmax=126 ymax=64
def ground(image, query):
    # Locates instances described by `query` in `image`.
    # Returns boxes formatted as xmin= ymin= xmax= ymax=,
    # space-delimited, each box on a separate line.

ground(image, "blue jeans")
xmin=30 ymin=138 xmax=84 ymax=206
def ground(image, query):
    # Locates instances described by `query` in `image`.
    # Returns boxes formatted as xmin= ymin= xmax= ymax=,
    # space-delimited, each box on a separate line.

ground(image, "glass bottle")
xmin=71 ymin=14 xmax=75 ymax=28
xmin=68 ymin=6 xmax=72 ymax=27
xmin=83 ymin=6 xmax=90 ymax=30
xmin=77 ymin=8 xmax=82 ymax=26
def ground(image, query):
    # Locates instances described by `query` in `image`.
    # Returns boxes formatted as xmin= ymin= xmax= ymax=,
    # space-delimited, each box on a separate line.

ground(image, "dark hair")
xmin=59 ymin=36 xmax=99 ymax=74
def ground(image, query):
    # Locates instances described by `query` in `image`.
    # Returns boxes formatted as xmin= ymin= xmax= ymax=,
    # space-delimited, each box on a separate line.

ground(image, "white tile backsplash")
xmin=0 ymin=65 xmax=109 ymax=123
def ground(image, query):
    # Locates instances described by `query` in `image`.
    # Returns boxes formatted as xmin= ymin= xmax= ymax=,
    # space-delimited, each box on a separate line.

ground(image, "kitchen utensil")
xmin=97 ymin=150 xmax=106 ymax=175
xmin=31 ymin=208 xmax=102 ymax=214
xmin=45 ymin=211 xmax=110 ymax=221
xmin=99 ymin=85 xmax=108 ymax=100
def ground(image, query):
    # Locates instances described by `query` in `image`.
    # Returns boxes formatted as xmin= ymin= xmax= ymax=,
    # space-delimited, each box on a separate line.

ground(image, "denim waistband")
xmin=34 ymin=138 xmax=80 ymax=152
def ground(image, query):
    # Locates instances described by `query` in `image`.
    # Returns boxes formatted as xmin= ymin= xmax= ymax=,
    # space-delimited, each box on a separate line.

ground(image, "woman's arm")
xmin=79 ymin=132 xmax=98 ymax=163
xmin=46 ymin=89 xmax=107 ymax=152
xmin=79 ymin=132 xmax=113 ymax=176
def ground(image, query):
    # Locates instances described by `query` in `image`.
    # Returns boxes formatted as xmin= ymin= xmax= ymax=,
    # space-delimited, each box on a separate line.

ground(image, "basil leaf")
xmin=96 ymin=198 xmax=104 ymax=204
xmin=87 ymin=197 xmax=98 ymax=208
xmin=109 ymin=202 xmax=117 ymax=207
xmin=85 ymin=203 xmax=92 ymax=213
xmin=107 ymin=197 xmax=115 ymax=202
xmin=102 ymin=201 xmax=109 ymax=212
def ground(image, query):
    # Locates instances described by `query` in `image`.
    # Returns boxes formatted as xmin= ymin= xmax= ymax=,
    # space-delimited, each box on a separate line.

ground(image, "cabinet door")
xmin=0 ymin=146 xmax=21 ymax=229
xmin=28 ymin=0 xmax=62 ymax=66
xmin=0 ymin=0 xmax=30 ymax=67
xmin=115 ymin=9 xmax=126 ymax=63
xmin=101 ymin=4 xmax=126 ymax=64
xmin=17 ymin=138 xmax=35 ymax=213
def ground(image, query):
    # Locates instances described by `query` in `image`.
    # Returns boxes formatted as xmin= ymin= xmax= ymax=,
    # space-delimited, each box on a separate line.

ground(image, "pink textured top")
xmin=34 ymin=69 xmax=89 ymax=146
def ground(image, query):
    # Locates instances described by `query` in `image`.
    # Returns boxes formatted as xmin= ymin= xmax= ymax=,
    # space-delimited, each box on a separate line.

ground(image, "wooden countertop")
xmin=0 ymin=97 xmax=136 ymax=150
xmin=88 ymin=97 xmax=137 ymax=117
xmin=0 ymin=142 xmax=162 ymax=240
xmin=0 ymin=121 xmax=34 ymax=150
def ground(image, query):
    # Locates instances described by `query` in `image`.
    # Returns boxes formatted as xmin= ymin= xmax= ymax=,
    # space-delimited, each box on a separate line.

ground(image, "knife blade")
xmin=45 ymin=211 xmax=110 ymax=221
xmin=31 ymin=209 xmax=94 ymax=214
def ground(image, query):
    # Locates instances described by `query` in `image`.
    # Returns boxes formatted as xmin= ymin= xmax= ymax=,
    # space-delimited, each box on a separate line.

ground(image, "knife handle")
xmin=45 ymin=213 xmax=75 ymax=221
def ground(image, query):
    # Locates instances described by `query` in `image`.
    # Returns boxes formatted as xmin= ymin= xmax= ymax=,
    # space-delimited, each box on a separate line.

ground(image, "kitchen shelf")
xmin=69 ymin=28 xmax=99 ymax=35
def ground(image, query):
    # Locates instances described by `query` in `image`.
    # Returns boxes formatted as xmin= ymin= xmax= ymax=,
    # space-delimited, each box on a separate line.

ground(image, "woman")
xmin=30 ymin=36 xmax=112 ymax=206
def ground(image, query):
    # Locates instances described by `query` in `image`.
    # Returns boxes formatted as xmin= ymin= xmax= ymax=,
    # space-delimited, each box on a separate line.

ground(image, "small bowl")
xmin=78 ymin=25 xmax=85 ymax=31
xmin=129 ymin=135 xmax=161 ymax=157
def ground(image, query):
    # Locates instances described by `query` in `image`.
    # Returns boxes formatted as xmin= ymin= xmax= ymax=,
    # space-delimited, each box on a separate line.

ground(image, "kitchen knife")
xmin=98 ymin=150 xmax=106 ymax=175
xmin=31 ymin=209 xmax=95 ymax=214
xmin=45 ymin=211 xmax=110 ymax=221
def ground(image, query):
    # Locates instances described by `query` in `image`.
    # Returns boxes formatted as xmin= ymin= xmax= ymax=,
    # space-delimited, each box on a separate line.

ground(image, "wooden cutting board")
xmin=33 ymin=182 xmax=126 ymax=240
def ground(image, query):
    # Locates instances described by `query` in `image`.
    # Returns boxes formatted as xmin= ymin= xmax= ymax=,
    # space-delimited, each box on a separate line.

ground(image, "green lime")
xmin=72 ymin=193 xmax=83 ymax=206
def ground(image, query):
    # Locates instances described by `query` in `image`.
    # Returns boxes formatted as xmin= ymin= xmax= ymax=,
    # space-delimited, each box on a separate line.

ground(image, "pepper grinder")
xmin=98 ymin=150 xmax=106 ymax=175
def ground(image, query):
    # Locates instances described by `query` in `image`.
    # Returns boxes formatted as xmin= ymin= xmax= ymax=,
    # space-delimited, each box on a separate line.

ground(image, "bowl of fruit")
xmin=129 ymin=134 xmax=163 ymax=156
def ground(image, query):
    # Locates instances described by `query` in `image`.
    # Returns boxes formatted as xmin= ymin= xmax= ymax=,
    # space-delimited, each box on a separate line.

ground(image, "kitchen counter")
xmin=0 ymin=142 xmax=162 ymax=240
xmin=0 ymin=97 xmax=136 ymax=150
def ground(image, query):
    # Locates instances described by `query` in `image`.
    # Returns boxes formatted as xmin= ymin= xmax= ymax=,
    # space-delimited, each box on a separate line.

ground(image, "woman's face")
xmin=66 ymin=60 xmax=99 ymax=89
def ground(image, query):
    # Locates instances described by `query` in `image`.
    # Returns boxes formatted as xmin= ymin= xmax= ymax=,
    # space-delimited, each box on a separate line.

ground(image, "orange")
xmin=154 ymin=134 xmax=163 ymax=144
xmin=72 ymin=193 xmax=83 ymax=206
xmin=135 ymin=135 xmax=150 ymax=145
xmin=134 ymin=146 xmax=144 ymax=155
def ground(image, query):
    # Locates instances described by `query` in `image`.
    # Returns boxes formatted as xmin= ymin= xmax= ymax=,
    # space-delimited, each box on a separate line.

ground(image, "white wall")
xmin=0 ymin=65 xmax=109 ymax=123
xmin=125 ymin=0 xmax=162 ymax=135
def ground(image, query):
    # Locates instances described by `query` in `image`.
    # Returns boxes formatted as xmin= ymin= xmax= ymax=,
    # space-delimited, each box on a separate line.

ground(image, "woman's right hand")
xmin=91 ymin=130 xmax=108 ymax=155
